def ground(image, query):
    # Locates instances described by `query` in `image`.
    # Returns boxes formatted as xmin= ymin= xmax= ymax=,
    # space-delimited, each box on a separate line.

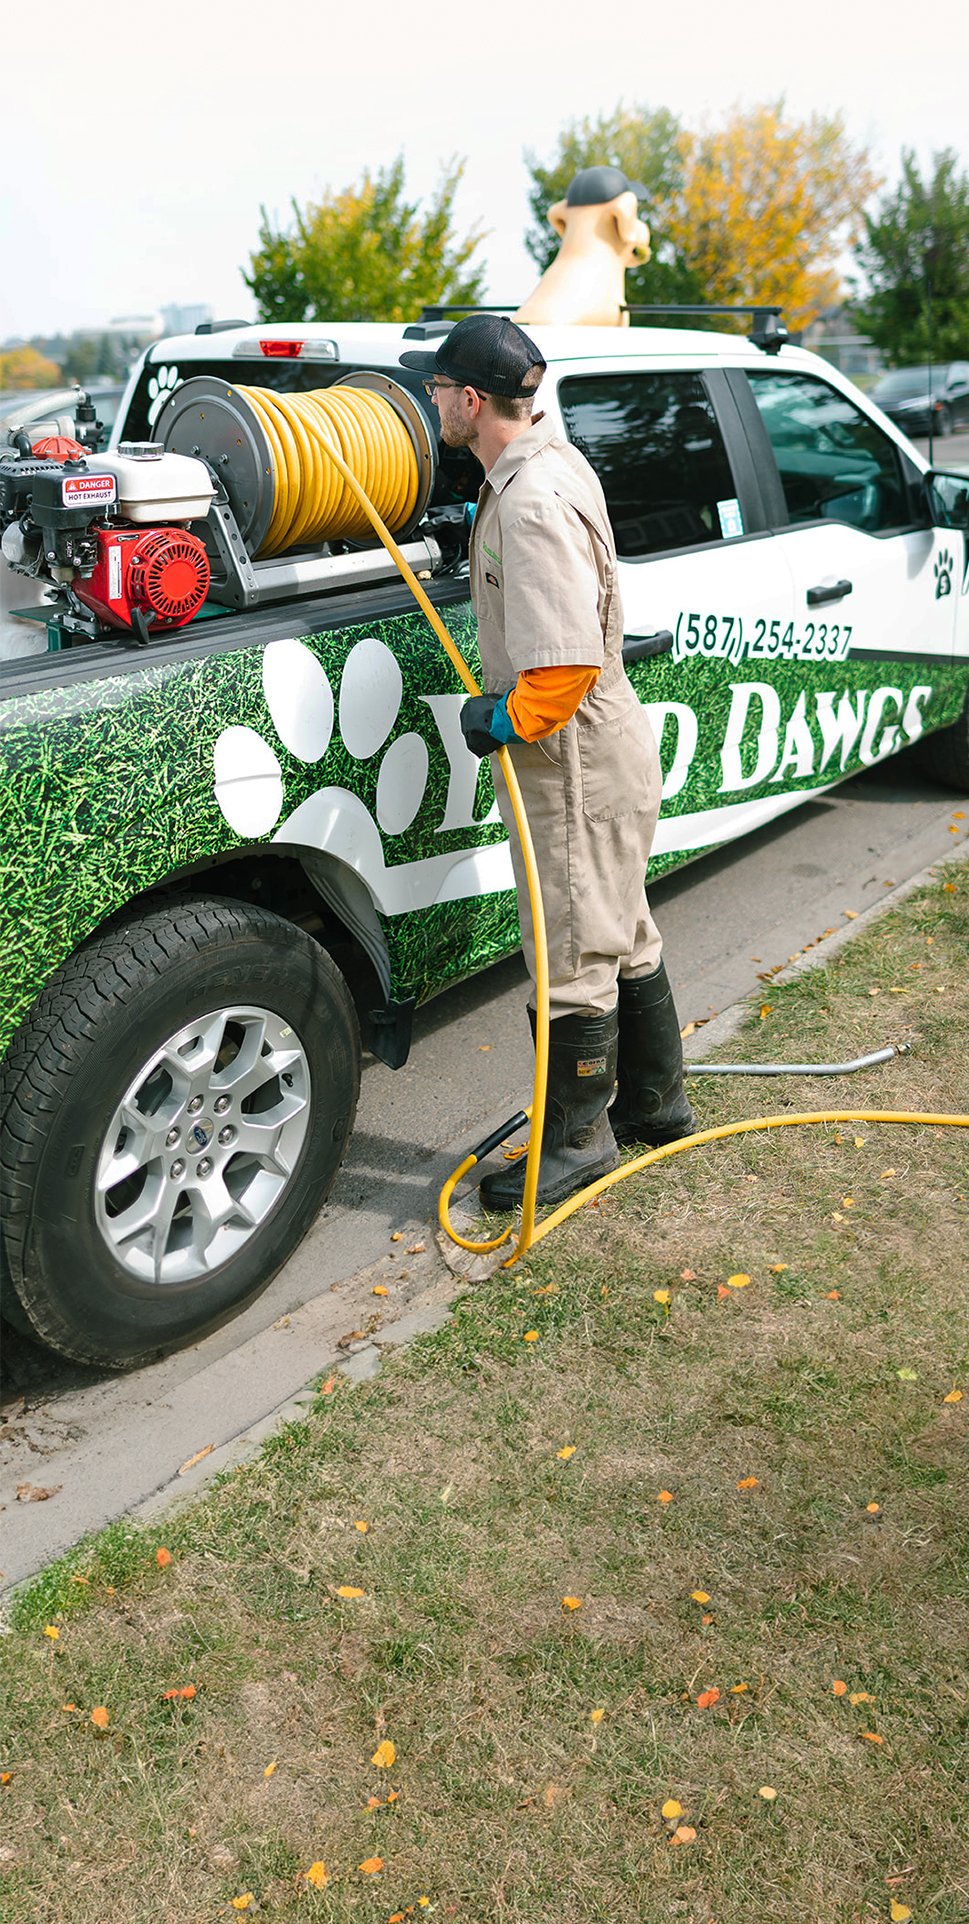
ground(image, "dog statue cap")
xmin=566 ymin=165 xmax=648 ymax=206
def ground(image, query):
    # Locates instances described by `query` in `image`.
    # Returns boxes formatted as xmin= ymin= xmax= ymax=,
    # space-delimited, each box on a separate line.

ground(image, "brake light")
xmin=260 ymin=340 xmax=304 ymax=358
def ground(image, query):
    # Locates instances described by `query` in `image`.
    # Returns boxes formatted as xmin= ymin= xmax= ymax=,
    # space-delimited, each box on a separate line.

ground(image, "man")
xmin=399 ymin=315 xmax=695 ymax=1210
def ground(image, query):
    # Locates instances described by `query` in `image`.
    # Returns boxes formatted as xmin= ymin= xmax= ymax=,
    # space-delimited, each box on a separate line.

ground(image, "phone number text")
xmin=673 ymin=612 xmax=852 ymax=665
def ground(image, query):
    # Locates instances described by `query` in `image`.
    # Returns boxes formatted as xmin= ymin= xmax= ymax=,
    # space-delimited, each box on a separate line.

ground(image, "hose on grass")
xmin=284 ymin=411 xmax=968 ymax=1271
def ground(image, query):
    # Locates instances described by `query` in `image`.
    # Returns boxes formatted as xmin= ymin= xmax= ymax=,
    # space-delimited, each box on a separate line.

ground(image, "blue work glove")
xmin=459 ymin=689 xmax=519 ymax=757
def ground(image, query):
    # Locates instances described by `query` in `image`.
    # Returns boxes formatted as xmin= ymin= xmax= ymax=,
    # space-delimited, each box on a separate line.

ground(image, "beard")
xmin=437 ymin=399 xmax=478 ymax=450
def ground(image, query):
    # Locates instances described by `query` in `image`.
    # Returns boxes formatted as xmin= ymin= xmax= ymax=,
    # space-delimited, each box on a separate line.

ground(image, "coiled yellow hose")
xmin=259 ymin=389 xmax=967 ymax=1271
xmin=236 ymin=384 xmax=420 ymax=557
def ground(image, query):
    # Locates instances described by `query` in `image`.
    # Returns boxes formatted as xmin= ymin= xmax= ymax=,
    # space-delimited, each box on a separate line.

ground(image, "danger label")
xmin=61 ymin=473 xmax=117 ymax=508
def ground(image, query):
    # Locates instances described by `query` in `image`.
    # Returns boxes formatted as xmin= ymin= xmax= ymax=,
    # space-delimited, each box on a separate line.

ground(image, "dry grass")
xmin=1 ymin=865 xmax=967 ymax=1924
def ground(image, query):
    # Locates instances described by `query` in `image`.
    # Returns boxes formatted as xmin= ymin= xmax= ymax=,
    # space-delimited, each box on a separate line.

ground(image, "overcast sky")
xmin=3 ymin=0 xmax=966 ymax=341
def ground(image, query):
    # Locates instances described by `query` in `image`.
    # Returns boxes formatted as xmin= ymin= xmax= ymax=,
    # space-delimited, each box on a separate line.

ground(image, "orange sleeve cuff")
xmin=505 ymin=664 xmax=600 ymax=742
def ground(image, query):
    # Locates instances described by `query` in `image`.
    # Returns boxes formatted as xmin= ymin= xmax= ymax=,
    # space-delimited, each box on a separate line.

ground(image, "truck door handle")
xmin=623 ymin=629 xmax=674 ymax=662
xmin=806 ymin=579 xmax=852 ymax=607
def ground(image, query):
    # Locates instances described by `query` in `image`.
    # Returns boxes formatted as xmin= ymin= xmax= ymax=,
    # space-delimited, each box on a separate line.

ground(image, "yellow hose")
xmin=237 ymin=384 xmax=420 ymax=557
xmin=242 ymin=385 xmax=968 ymax=1270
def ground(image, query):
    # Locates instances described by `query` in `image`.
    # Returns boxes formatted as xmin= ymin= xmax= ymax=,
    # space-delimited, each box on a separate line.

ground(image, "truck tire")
xmin=0 ymin=897 xmax=360 ymax=1368
xmin=915 ymin=688 xmax=969 ymax=791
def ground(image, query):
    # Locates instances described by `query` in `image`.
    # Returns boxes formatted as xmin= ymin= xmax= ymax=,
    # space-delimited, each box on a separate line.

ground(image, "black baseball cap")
xmin=399 ymin=314 xmax=546 ymax=399
xmin=565 ymin=166 xmax=648 ymax=205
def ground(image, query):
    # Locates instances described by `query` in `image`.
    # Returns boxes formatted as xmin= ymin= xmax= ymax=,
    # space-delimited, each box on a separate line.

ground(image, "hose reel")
xmin=154 ymin=373 xmax=439 ymax=608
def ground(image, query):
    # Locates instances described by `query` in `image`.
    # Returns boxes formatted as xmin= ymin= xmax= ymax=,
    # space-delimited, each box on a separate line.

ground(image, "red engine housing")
xmin=73 ymin=526 xmax=210 ymax=632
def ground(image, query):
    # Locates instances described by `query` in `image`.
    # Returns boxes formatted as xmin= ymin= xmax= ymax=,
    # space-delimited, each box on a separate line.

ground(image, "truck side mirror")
xmin=924 ymin=469 xmax=969 ymax=531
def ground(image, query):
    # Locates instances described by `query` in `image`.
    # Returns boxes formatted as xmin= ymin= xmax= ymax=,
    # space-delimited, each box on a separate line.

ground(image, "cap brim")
xmin=398 ymin=348 xmax=440 ymax=375
xmin=627 ymin=180 xmax=648 ymax=201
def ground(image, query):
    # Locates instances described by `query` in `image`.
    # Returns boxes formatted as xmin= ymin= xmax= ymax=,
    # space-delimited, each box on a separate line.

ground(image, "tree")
xmin=244 ymin=156 xmax=488 ymax=324
xmin=0 ymin=344 xmax=62 ymax=390
xmin=667 ymin=105 xmax=878 ymax=332
xmin=524 ymin=105 xmax=704 ymax=313
xmin=853 ymin=149 xmax=969 ymax=363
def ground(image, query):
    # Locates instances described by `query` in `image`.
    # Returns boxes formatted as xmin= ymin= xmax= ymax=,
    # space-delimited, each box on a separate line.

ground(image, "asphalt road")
xmin=2 ymin=745 xmax=967 ymax=1591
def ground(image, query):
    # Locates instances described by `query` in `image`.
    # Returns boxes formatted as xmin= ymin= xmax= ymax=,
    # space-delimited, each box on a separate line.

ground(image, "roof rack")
xmin=409 ymin=302 xmax=789 ymax=354
xmin=623 ymin=305 xmax=789 ymax=354
xmin=405 ymin=304 xmax=516 ymax=340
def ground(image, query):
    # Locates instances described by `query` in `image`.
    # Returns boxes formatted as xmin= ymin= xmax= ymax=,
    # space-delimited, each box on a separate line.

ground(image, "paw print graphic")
xmin=213 ymin=635 xmax=430 ymax=891
xmin=934 ymin=548 xmax=953 ymax=600
xmin=147 ymin=364 xmax=181 ymax=429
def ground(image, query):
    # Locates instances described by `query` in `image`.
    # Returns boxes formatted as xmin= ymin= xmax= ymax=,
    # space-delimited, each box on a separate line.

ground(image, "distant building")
xmin=801 ymin=306 xmax=884 ymax=384
xmin=106 ymin=313 xmax=163 ymax=340
xmin=160 ymin=303 xmax=214 ymax=337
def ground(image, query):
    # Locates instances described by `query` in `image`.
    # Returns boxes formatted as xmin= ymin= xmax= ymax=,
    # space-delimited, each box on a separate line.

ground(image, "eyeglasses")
xmin=422 ymin=377 xmax=464 ymax=397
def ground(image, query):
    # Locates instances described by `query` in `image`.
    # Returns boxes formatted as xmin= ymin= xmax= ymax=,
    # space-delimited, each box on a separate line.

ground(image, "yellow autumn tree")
xmin=668 ymin=104 xmax=878 ymax=331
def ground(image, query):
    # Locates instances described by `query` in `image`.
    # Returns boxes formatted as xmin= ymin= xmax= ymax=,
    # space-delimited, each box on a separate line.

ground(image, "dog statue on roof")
xmin=514 ymin=165 xmax=651 ymax=329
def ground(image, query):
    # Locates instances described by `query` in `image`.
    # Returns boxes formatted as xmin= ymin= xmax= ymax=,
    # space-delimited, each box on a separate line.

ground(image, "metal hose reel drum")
xmin=154 ymin=373 xmax=436 ymax=559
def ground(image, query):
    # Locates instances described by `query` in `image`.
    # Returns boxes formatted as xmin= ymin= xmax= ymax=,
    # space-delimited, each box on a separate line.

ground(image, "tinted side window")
xmin=557 ymin=372 xmax=740 ymax=558
xmin=747 ymin=371 xmax=909 ymax=533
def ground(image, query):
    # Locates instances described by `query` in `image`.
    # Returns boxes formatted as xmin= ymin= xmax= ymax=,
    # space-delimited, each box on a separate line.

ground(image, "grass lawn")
xmin=1 ymin=863 xmax=967 ymax=1924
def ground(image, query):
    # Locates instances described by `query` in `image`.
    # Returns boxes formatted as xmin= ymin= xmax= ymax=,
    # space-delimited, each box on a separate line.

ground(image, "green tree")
xmin=853 ymin=148 xmax=969 ymax=362
xmin=524 ymin=105 xmax=704 ymax=314
xmin=244 ymin=156 xmax=488 ymax=324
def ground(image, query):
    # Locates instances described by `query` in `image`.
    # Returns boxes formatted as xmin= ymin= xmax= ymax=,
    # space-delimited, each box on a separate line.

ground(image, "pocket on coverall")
xmin=577 ymin=690 xmax=657 ymax=824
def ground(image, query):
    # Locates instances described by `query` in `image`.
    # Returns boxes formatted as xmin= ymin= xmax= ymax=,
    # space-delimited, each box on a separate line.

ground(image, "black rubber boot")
xmin=608 ymin=963 xmax=697 ymax=1148
xmin=479 ymin=1007 xmax=620 ymax=1211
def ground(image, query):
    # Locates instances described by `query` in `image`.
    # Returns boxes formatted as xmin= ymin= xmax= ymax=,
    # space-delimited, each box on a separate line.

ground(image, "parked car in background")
xmin=870 ymin=363 xmax=969 ymax=439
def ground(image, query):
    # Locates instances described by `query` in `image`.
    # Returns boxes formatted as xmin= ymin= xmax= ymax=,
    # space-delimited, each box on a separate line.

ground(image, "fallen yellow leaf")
xmin=372 ymin=1740 xmax=396 ymax=1769
xmin=730 ymin=1682 xmax=748 ymax=1694
xmin=726 ymin=1273 xmax=752 ymax=1288
xmin=768 ymin=1263 xmax=788 ymax=1273
xmin=354 ymin=1519 xmax=370 ymax=1532
xmin=758 ymin=1786 xmax=778 ymax=1801
xmin=943 ymin=1389 xmax=963 ymax=1404
xmin=372 ymin=1285 xmax=389 ymax=1297
xmin=849 ymin=1692 xmax=874 ymax=1706
xmin=680 ymin=1267 xmax=697 ymax=1280
xmin=842 ymin=1196 xmax=855 ymax=1207
xmin=691 ymin=1590 xmax=711 ymax=1604
xmin=860 ymin=1731 xmax=884 ymax=1744
xmin=759 ymin=1003 xmax=772 ymax=1019
xmin=696 ymin=1687 xmax=720 ymax=1709
xmin=670 ymin=1824 xmax=697 ymax=1845
xmin=366 ymin=1795 xmax=381 ymax=1810
xmin=358 ymin=1856 xmax=384 ymax=1875
xmin=263 ymin=1760 xmax=277 ymax=1778
xmin=657 ymin=1489 xmax=675 ymax=1504
xmin=832 ymin=1679 xmax=848 ymax=1696
xmin=523 ymin=1330 xmax=540 ymax=1343
xmin=91 ymin=1707 xmax=110 ymax=1729
xmin=866 ymin=1502 xmax=881 ymax=1514
xmin=177 ymin=1443 xmax=214 ymax=1476
xmin=736 ymin=1476 xmax=759 ymax=1491
xmin=390 ymin=1231 xmax=403 ymax=1241
xmin=661 ymin=1799 xmax=684 ymax=1820
xmin=881 ymin=1168 xmax=896 ymax=1180
xmin=890 ymin=1903 xmax=912 ymax=1922
xmin=386 ymin=1789 xmax=398 ymax=1804
xmin=590 ymin=1707 xmax=605 ymax=1724
xmin=155 ymin=1547 xmax=173 ymax=1568
xmin=561 ymin=1596 xmax=583 ymax=1611
xmin=843 ymin=908 xmax=858 ymax=919
xmin=701 ymin=1612 xmax=714 ymax=1625
xmin=335 ymin=1585 xmax=366 ymax=1600
xmin=557 ymin=1445 xmax=576 ymax=1460
xmin=653 ymin=1288 xmax=672 ymax=1305
xmin=418 ymin=1900 xmax=431 ymax=1909
xmin=43 ymin=1625 xmax=60 ymax=1641
xmin=231 ymin=1895 xmax=255 ymax=1911
xmin=304 ymin=1861 xmax=328 ymax=1888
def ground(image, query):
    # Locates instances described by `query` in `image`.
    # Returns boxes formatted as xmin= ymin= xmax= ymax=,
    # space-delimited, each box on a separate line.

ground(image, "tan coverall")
xmin=469 ymin=411 xmax=664 ymax=1019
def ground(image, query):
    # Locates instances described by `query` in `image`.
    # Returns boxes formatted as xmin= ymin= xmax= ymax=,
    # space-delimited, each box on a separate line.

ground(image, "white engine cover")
xmin=95 ymin=445 xmax=215 ymax=524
